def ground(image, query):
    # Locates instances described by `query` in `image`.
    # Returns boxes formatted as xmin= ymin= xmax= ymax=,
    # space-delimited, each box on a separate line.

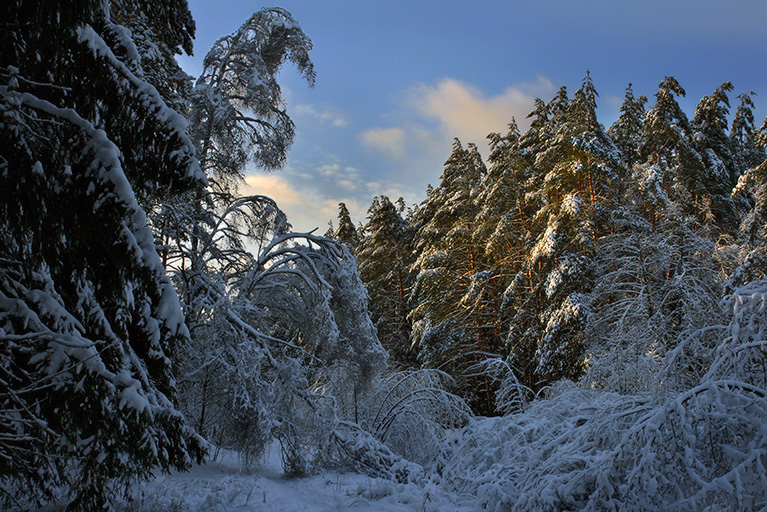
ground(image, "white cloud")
xmin=241 ymin=174 xmax=324 ymax=232
xmin=409 ymin=77 xmax=553 ymax=143
xmin=359 ymin=127 xmax=408 ymax=160
xmin=243 ymin=165 xmax=368 ymax=233
xmin=314 ymin=163 xmax=362 ymax=192
xmin=359 ymin=76 xmax=555 ymax=164
xmin=294 ymin=104 xmax=348 ymax=127
xmin=243 ymin=174 xmax=303 ymax=206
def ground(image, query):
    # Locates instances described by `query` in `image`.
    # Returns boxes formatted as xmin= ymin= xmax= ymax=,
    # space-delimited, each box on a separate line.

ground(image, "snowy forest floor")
xmin=121 ymin=446 xmax=470 ymax=512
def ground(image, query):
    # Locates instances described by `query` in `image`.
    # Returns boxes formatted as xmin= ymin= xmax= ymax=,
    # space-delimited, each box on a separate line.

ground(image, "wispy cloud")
xmin=260 ymin=78 xmax=558 ymax=233
xmin=359 ymin=127 xmax=408 ymax=160
xmin=242 ymin=173 xmax=336 ymax=232
xmin=294 ymin=104 xmax=348 ymax=127
xmin=243 ymin=163 xmax=371 ymax=233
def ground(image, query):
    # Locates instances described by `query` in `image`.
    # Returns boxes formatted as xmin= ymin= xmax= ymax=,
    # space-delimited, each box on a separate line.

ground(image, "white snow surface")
xmin=123 ymin=446 xmax=473 ymax=512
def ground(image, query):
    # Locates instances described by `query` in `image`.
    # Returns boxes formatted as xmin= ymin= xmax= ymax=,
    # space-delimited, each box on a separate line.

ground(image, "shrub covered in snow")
xmin=436 ymin=281 xmax=767 ymax=511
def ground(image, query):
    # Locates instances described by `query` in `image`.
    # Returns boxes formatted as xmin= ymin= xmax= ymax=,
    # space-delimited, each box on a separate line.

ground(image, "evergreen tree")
xmin=474 ymin=121 xmax=539 ymax=399
xmin=357 ymin=196 xmax=416 ymax=366
xmin=691 ymin=81 xmax=739 ymax=231
xmin=0 ymin=1 xmax=206 ymax=508
xmin=730 ymin=92 xmax=764 ymax=171
xmin=637 ymin=76 xmax=707 ymax=225
xmin=539 ymin=71 xmax=621 ymax=207
xmin=502 ymin=74 xmax=619 ymax=392
xmin=479 ymin=120 xmax=529 ymax=284
xmin=608 ymin=83 xmax=647 ymax=171
xmin=410 ymin=140 xmax=499 ymax=414
xmin=726 ymin=113 xmax=767 ymax=289
xmin=734 ymin=139 xmax=767 ymax=244
xmin=480 ymin=120 xmax=525 ymax=248
xmin=110 ymin=0 xmax=196 ymax=114
xmin=549 ymin=85 xmax=571 ymax=128
xmin=332 ymin=202 xmax=360 ymax=251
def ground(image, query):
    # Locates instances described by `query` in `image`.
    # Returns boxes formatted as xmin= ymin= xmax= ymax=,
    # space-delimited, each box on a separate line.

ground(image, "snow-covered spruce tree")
xmin=0 ymin=1 xmax=206 ymax=509
xmin=110 ymin=0 xmax=196 ymax=115
xmin=479 ymin=121 xmax=525 ymax=251
xmin=356 ymin=196 xmax=417 ymax=367
xmin=410 ymin=139 xmax=502 ymax=415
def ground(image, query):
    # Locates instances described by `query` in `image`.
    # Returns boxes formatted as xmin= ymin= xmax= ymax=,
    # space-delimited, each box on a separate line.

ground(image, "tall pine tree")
xmin=691 ymin=81 xmax=739 ymax=232
xmin=609 ymin=83 xmax=647 ymax=171
xmin=410 ymin=140 xmax=501 ymax=414
xmin=637 ymin=76 xmax=707 ymax=225
xmin=332 ymin=202 xmax=360 ymax=251
xmin=357 ymin=196 xmax=416 ymax=366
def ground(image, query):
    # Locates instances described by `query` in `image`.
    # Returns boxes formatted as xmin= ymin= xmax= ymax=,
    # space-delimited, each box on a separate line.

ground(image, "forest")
xmin=2 ymin=1 xmax=767 ymax=511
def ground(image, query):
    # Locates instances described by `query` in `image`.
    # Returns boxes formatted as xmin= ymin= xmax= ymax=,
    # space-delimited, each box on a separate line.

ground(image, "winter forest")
xmin=2 ymin=2 xmax=767 ymax=511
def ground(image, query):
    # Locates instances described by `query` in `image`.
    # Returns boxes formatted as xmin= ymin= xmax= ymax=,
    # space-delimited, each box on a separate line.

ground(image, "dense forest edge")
xmin=2 ymin=1 xmax=767 ymax=511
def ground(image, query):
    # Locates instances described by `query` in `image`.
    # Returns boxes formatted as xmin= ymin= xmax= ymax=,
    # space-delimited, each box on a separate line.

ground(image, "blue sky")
xmin=178 ymin=0 xmax=767 ymax=233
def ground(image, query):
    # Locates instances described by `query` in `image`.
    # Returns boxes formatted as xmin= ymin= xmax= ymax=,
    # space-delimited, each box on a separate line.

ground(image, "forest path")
xmin=128 ymin=446 xmax=471 ymax=511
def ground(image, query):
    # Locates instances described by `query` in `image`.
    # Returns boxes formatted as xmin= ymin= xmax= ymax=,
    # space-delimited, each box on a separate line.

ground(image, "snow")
xmin=75 ymin=25 xmax=205 ymax=184
xmin=123 ymin=446 xmax=471 ymax=512
xmin=530 ymin=220 xmax=558 ymax=263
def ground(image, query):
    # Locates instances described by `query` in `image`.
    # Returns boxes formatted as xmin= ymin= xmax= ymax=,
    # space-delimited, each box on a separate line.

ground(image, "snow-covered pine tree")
xmin=728 ymin=95 xmax=767 ymax=284
xmin=608 ymin=83 xmax=647 ymax=172
xmin=0 ymin=1 xmax=206 ymax=509
xmin=691 ymin=81 xmax=740 ymax=232
xmin=730 ymin=91 xmax=764 ymax=172
xmin=505 ymin=73 xmax=620 ymax=391
xmin=549 ymin=85 xmax=570 ymax=128
xmin=410 ymin=139 xmax=501 ymax=415
xmin=356 ymin=196 xmax=416 ymax=366
xmin=637 ymin=76 xmax=708 ymax=226
xmin=483 ymin=97 xmax=558 ymax=395
xmin=479 ymin=120 xmax=526 ymax=260
xmin=732 ymin=116 xmax=767 ymax=282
